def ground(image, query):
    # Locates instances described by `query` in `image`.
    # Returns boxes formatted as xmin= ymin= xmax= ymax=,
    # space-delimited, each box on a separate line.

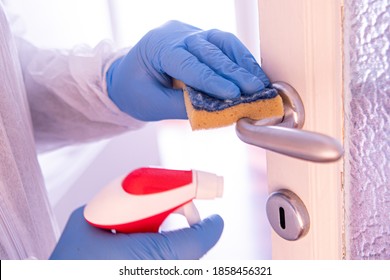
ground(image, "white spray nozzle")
xmin=194 ymin=170 xmax=224 ymax=199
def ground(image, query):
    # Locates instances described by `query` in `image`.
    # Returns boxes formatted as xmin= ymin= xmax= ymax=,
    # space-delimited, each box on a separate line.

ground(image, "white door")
xmin=256 ymin=0 xmax=344 ymax=259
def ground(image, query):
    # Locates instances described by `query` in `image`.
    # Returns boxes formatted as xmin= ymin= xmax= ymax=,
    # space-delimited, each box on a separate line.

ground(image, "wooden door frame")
xmin=258 ymin=0 xmax=345 ymax=259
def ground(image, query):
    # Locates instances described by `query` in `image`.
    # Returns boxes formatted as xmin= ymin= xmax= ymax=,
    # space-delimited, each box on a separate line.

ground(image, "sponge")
xmin=182 ymin=86 xmax=284 ymax=130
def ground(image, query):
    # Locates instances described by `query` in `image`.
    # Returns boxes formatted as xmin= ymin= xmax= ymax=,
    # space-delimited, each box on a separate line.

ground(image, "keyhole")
xmin=279 ymin=207 xmax=286 ymax=229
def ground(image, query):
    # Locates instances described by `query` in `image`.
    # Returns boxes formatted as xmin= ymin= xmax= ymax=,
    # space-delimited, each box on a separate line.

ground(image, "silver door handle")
xmin=235 ymin=82 xmax=344 ymax=163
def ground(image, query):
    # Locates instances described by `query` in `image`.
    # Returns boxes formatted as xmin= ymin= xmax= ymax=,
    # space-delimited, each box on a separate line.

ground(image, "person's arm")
xmin=16 ymin=20 xmax=269 ymax=152
xmin=15 ymin=38 xmax=144 ymax=152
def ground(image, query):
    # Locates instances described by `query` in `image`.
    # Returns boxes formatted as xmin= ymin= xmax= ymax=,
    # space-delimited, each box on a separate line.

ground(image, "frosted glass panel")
xmin=344 ymin=0 xmax=390 ymax=259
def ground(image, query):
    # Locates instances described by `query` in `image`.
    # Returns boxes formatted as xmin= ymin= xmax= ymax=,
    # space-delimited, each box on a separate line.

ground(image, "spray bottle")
xmin=84 ymin=167 xmax=223 ymax=233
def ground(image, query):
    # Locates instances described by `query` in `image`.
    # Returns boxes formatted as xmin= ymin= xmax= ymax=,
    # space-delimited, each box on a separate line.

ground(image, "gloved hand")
xmin=49 ymin=206 xmax=224 ymax=260
xmin=106 ymin=20 xmax=270 ymax=121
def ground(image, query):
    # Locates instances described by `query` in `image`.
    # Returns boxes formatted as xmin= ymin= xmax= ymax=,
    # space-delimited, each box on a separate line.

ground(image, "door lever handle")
xmin=235 ymin=82 xmax=344 ymax=163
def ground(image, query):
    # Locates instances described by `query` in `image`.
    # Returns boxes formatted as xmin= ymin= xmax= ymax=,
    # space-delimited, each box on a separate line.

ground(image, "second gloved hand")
xmin=50 ymin=206 xmax=224 ymax=260
xmin=106 ymin=20 xmax=270 ymax=121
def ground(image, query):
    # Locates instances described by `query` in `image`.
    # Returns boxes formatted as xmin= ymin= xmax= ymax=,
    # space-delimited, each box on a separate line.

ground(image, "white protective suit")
xmin=0 ymin=4 xmax=143 ymax=259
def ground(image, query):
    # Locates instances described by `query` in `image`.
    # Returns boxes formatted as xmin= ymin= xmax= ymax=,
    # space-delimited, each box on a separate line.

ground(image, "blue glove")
xmin=49 ymin=206 xmax=224 ymax=260
xmin=106 ymin=20 xmax=270 ymax=121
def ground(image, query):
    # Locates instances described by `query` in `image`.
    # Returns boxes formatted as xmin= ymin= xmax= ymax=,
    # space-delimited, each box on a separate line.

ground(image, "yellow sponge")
xmin=182 ymin=86 xmax=284 ymax=130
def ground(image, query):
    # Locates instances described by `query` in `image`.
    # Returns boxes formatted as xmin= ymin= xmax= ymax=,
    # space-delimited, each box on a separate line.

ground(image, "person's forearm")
xmin=15 ymin=38 xmax=144 ymax=152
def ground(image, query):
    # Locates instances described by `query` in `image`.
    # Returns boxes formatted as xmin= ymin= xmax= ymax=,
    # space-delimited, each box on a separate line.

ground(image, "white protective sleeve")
xmin=15 ymin=38 xmax=145 ymax=152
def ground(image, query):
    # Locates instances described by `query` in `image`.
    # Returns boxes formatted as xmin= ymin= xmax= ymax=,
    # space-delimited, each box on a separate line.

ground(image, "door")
xmin=257 ymin=0 xmax=344 ymax=259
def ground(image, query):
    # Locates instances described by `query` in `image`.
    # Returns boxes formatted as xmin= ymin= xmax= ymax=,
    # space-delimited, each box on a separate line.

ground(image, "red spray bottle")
xmin=84 ymin=167 xmax=223 ymax=233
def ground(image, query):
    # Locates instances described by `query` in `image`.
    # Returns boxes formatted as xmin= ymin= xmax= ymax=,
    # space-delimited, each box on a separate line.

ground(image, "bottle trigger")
xmin=173 ymin=201 xmax=201 ymax=226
